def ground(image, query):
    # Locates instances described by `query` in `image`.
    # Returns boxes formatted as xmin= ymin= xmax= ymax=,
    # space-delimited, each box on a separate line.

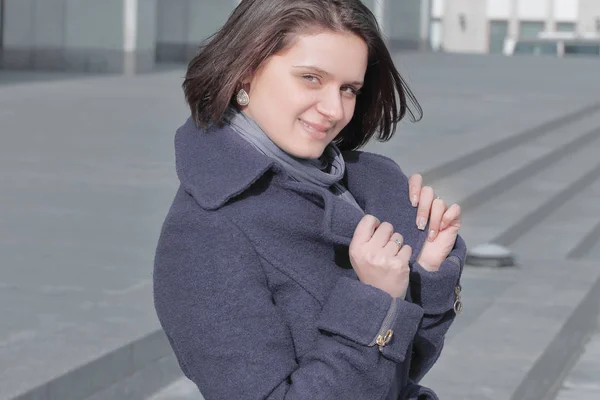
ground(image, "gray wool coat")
xmin=153 ymin=117 xmax=467 ymax=400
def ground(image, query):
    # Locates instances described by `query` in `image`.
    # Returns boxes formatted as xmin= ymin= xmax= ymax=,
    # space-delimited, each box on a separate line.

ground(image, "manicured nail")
xmin=417 ymin=216 xmax=427 ymax=230
xmin=428 ymin=229 xmax=436 ymax=241
xmin=411 ymin=195 xmax=418 ymax=207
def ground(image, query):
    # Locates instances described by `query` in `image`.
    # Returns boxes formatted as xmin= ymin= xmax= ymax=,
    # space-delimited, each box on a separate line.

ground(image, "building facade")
xmin=430 ymin=0 xmax=600 ymax=53
xmin=0 ymin=0 xmax=426 ymax=74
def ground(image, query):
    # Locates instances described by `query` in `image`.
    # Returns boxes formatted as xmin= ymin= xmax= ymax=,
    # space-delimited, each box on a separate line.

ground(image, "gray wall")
xmin=156 ymin=0 xmax=233 ymax=62
xmin=1 ymin=0 xmax=156 ymax=73
xmin=0 ymin=0 xmax=426 ymax=72
xmin=387 ymin=1 xmax=423 ymax=50
xmin=154 ymin=0 xmax=424 ymax=62
xmin=361 ymin=0 xmax=376 ymax=13
xmin=356 ymin=0 xmax=424 ymax=50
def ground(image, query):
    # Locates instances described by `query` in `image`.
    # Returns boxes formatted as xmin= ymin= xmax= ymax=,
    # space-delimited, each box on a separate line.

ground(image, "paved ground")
xmin=1 ymin=52 xmax=599 ymax=399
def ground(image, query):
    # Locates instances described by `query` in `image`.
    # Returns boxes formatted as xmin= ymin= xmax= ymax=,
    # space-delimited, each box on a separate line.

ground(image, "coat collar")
xmin=175 ymin=117 xmax=427 ymax=254
xmin=175 ymin=117 xmax=277 ymax=211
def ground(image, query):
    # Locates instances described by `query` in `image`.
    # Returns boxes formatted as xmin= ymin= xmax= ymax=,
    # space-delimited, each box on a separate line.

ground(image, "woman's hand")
xmin=408 ymin=174 xmax=462 ymax=271
xmin=349 ymin=215 xmax=413 ymax=299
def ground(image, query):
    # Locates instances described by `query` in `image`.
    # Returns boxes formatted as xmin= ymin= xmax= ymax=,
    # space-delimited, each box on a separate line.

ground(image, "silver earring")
xmin=236 ymin=88 xmax=249 ymax=106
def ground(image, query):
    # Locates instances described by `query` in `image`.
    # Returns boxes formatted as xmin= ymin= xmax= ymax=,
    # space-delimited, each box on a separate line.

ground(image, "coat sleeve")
xmin=407 ymin=234 xmax=466 ymax=383
xmin=402 ymin=380 xmax=441 ymax=400
xmin=153 ymin=194 xmax=425 ymax=400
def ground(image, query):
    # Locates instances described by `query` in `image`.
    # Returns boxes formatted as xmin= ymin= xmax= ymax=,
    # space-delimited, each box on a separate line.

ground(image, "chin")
xmin=287 ymin=145 xmax=326 ymax=160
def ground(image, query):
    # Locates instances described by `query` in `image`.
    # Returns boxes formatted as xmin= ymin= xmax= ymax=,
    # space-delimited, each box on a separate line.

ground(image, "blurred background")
xmin=1 ymin=1 xmax=599 ymax=399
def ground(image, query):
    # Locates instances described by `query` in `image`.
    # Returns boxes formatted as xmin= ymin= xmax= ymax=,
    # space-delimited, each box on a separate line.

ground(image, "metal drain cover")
xmin=466 ymin=243 xmax=516 ymax=267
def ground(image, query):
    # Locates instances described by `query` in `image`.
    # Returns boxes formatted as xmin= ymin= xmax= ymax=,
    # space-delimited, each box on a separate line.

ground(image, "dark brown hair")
xmin=183 ymin=0 xmax=422 ymax=151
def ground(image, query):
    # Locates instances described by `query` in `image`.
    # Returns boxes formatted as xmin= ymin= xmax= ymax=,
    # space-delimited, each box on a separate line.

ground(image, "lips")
xmin=299 ymin=119 xmax=330 ymax=134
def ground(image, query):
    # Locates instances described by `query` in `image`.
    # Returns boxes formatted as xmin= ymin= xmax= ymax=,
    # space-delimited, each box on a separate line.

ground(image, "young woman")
xmin=154 ymin=0 xmax=466 ymax=399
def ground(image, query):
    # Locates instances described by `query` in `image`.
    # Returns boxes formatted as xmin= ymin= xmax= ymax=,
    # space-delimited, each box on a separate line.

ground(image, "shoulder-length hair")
xmin=183 ymin=0 xmax=422 ymax=151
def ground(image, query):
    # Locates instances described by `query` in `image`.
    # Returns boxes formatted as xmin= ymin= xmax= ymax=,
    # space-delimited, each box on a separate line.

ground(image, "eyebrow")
xmin=292 ymin=65 xmax=364 ymax=86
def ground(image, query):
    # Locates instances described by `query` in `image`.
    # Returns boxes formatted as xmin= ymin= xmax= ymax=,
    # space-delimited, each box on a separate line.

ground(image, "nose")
xmin=316 ymin=88 xmax=344 ymax=123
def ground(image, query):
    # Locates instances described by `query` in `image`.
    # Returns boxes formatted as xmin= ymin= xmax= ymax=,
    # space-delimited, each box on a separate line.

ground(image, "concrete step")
xmin=0 ymin=69 xmax=188 ymax=400
xmin=145 ymin=87 xmax=600 ymax=400
xmin=452 ymin=122 xmax=600 ymax=258
xmin=6 ymin=54 xmax=600 ymax=400
xmin=556 ymin=319 xmax=600 ymax=400
xmin=146 ymin=377 xmax=203 ymax=400
xmin=147 ymin=258 xmax=600 ymax=400
xmin=421 ymin=259 xmax=600 ymax=400
xmin=431 ymin=110 xmax=600 ymax=209
xmin=368 ymin=101 xmax=595 ymax=176
xmin=509 ymin=167 xmax=600 ymax=262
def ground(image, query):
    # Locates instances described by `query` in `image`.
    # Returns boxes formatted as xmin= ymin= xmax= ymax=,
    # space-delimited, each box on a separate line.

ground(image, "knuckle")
xmin=394 ymin=256 xmax=407 ymax=266
xmin=372 ymin=254 xmax=387 ymax=267
xmin=365 ymin=214 xmax=379 ymax=224
xmin=418 ymin=202 xmax=430 ymax=211
xmin=379 ymin=221 xmax=394 ymax=232
xmin=392 ymin=259 xmax=408 ymax=272
xmin=365 ymin=251 xmax=378 ymax=264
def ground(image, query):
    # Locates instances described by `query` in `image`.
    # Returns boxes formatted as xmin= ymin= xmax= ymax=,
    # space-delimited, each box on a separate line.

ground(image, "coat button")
xmin=376 ymin=329 xmax=393 ymax=348
xmin=454 ymin=285 xmax=463 ymax=315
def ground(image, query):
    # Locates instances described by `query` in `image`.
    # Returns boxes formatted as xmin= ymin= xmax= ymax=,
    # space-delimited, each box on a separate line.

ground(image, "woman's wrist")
xmin=415 ymin=256 xmax=442 ymax=272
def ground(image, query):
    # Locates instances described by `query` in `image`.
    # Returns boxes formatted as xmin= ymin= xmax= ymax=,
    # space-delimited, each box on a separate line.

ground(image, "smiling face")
xmin=241 ymin=30 xmax=369 ymax=159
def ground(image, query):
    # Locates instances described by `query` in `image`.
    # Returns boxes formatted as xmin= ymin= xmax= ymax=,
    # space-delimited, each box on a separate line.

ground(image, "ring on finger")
xmin=393 ymin=238 xmax=403 ymax=248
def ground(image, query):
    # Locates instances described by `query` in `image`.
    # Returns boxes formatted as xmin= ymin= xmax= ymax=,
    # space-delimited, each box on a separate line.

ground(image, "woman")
xmin=153 ymin=0 xmax=466 ymax=399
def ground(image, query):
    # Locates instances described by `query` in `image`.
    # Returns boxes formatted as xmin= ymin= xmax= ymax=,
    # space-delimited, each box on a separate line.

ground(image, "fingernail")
xmin=428 ymin=229 xmax=436 ymax=241
xmin=417 ymin=216 xmax=427 ymax=230
xmin=411 ymin=195 xmax=418 ymax=207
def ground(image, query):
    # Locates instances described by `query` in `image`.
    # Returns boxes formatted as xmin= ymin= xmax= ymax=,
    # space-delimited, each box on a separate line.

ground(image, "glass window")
xmin=556 ymin=22 xmax=576 ymax=32
xmin=564 ymin=43 xmax=600 ymax=56
xmin=513 ymin=41 xmax=558 ymax=56
xmin=520 ymin=21 xmax=545 ymax=39
xmin=489 ymin=20 xmax=509 ymax=54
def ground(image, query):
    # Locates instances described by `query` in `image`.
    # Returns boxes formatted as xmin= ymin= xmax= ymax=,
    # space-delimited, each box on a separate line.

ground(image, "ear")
xmin=240 ymin=65 xmax=260 ymax=87
xmin=238 ymin=80 xmax=252 ymax=97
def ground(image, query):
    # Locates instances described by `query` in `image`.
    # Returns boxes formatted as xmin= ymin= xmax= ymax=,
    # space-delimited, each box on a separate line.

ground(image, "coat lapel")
xmin=324 ymin=151 xmax=429 ymax=263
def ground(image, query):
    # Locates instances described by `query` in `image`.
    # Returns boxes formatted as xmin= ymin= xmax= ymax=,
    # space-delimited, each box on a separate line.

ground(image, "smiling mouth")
xmin=299 ymin=119 xmax=329 ymax=134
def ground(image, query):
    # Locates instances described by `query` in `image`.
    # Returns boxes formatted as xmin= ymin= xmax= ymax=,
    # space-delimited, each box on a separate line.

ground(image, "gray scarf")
xmin=228 ymin=109 xmax=363 ymax=212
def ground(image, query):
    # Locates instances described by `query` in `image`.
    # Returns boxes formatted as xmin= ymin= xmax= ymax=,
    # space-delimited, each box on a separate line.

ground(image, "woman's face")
xmin=242 ymin=30 xmax=369 ymax=159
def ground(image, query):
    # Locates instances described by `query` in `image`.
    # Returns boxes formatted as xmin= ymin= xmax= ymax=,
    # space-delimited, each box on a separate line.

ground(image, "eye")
xmin=302 ymin=74 xmax=320 ymax=84
xmin=341 ymin=86 xmax=360 ymax=97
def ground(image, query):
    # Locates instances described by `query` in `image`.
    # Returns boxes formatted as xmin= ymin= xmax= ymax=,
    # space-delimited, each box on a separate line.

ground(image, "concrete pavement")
xmin=1 ymin=53 xmax=599 ymax=399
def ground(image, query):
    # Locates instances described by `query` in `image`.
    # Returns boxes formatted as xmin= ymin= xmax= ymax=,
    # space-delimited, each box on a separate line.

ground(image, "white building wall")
xmin=578 ymin=0 xmax=600 ymax=35
xmin=553 ymin=0 xmax=578 ymax=21
xmin=431 ymin=0 xmax=600 ymax=53
xmin=430 ymin=0 xmax=445 ymax=51
xmin=487 ymin=0 xmax=511 ymax=19
xmin=517 ymin=0 xmax=549 ymax=20
xmin=442 ymin=0 xmax=488 ymax=53
xmin=432 ymin=0 xmax=445 ymax=18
